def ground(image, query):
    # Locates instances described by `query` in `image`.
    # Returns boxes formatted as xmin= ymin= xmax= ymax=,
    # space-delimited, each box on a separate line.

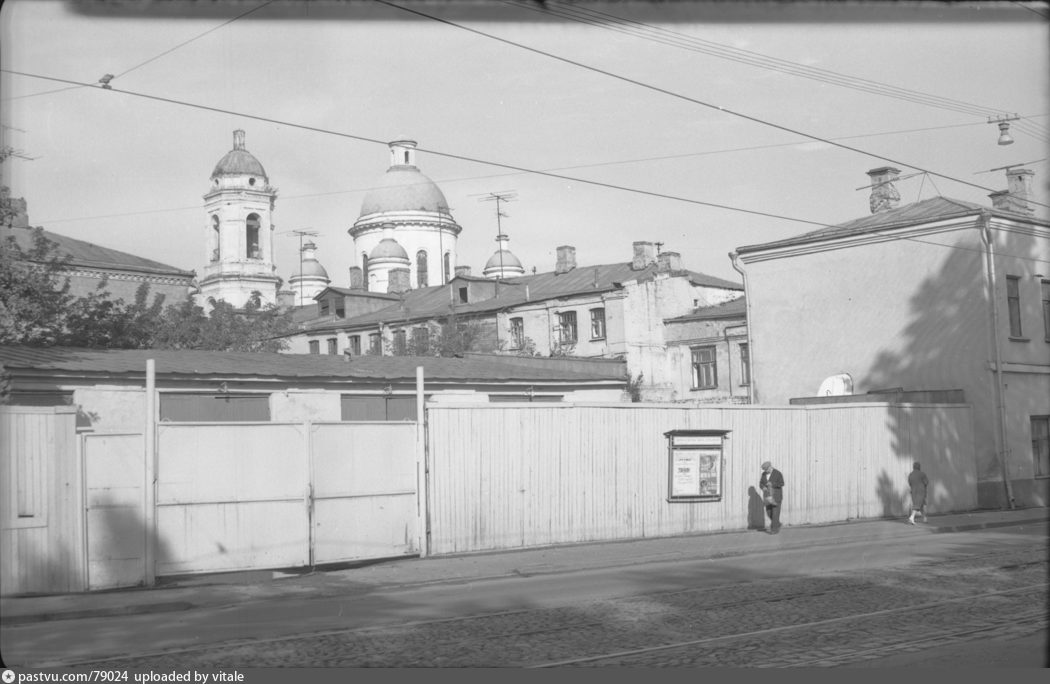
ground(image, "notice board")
xmin=665 ymin=429 xmax=730 ymax=502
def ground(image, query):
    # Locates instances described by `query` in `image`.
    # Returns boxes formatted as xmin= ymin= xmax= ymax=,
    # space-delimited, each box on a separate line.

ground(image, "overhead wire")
xmin=2 ymin=0 xmax=275 ymax=102
xmin=507 ymin=0 xmax=1049 ymax=142
xmin=374 ymin=0 xmax=1050 ymax=210
xmin=3 ymin=68 xmax=1045 ymax=266
xmin=0 ymin=69 xmax=840 ymax=229
xmin=29 ymin=120 xmax=1010 ymax=228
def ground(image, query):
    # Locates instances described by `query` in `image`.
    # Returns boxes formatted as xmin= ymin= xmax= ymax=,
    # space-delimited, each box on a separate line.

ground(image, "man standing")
xmin=759 ymin=461 xmax=785 ymax=534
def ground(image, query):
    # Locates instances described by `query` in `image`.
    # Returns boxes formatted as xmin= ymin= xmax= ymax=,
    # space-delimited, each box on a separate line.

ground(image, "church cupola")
xmin=389 ymin=137 xmax=418 ymax=168
xmin=349 ymin=137 xmax=463 ymax=291
xmin=197 ymin=129 xmax=281 ymax=309
xmin=483 ymin=233 xmax=526 ymax=279
xmin=366 ymin=223 xmax=411 ymax=293
xmin=288 ymin=240 xmax=331 ymax=306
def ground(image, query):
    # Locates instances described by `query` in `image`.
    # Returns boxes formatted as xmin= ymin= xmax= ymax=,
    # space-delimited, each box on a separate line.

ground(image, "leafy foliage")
xmin=1 ymin=221 xmax=292 ymax=351
xmin=385 ymin=312 xmax=494 ymax=357
xmin=1 ymin=227 xmax=73 ymax=346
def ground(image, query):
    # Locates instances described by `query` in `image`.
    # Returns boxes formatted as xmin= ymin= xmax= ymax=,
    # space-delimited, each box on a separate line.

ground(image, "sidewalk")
xmin=2 ymin=506 xmax=1046 ymax=626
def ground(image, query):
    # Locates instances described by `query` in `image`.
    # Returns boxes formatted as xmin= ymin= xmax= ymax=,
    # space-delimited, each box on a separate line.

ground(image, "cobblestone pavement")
xmin=62 ymin=546 xmax=1047 ymax=669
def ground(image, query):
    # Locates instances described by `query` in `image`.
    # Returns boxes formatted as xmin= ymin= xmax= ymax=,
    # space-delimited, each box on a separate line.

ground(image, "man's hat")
xmin=761 ymin=461 xmax=771 ymax=470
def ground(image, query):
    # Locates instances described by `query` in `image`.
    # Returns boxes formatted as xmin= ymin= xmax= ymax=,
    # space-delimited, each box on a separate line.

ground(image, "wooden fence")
xmin=424 ymin=402 xmax=977 ymax=555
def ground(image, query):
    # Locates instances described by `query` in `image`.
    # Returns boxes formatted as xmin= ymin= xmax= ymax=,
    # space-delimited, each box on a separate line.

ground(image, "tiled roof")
xmin=299 ymin=262 xmax=742 ymax=334
xmin=0 ymin=346 xmax=627 ymax=384
xmin=2 ymin=226 xmax=195 ymax=278
xmin=734 ymin=197 xmax=1028 ymax=255
xmin=665 ymin=296 xmax=746 ymax=323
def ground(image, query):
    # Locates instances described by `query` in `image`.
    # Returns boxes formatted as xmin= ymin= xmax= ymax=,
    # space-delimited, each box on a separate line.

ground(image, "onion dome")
xmin=211 ymin=130 xmax=267 ymax=179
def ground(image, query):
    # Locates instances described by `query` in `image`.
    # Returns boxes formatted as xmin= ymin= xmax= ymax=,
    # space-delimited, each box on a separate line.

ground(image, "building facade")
xmin=733 ymin=167 xmax=1050 ymax=508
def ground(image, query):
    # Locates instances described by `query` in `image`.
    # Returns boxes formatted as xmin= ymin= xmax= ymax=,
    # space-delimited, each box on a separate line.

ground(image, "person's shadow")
xmin=747 ymin=486 xmax=766 ymax=531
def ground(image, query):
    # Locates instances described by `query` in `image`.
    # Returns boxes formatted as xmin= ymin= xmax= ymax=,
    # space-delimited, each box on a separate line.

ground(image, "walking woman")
xmin=908 ymin=461 xmax=929 ymax=524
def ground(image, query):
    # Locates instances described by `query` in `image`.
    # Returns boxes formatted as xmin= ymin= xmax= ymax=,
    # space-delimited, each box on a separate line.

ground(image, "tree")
xmin=0 ymin=226 xmax=73 ymax=345
xmin=1 ymin=225 xmax=293 ymax=351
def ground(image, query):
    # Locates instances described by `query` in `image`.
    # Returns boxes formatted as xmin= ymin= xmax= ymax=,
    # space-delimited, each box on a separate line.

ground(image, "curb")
xmin=1 ymin=600 xmax=194 ymax=626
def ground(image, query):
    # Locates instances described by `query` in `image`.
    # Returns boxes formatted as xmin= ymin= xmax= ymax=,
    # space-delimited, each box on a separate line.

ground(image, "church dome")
xmin=485 ymin=249 xmax=523 ymax=270
xmin=359 ymin=167 xmax=450 ymax=217
xmin=298 ymin=259 xmax=329 ymax=278
xmin=369 ymin=237 xmax=409 ymax=260
xmin=211 ymin=130 xmax=267 ymax=179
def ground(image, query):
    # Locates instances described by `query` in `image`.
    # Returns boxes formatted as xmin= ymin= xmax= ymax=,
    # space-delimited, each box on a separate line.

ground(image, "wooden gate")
xmin=84 ymin=433 xmax=146 ymax=590
xmin=154 ymin=421 xmax=418 ymax=576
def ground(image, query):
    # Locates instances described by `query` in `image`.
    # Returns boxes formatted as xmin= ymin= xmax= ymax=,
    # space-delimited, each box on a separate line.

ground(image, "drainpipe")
xmin=729 ymin=252 xmax=754 ymax=404
xmin=980 ymin=213 xmax=1015 ymax=509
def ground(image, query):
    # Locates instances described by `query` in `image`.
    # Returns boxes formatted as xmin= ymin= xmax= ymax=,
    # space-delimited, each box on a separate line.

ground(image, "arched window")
xmin=246 ymin=213 xmax=261 ymax=259
xmin=443 ymin=252 xmax=451 ymax=284
xmin=362 ymin=253 xmax=370 ymax=292
xmin=416 ymin=250 xmax=428 ymax=288
xmin=211 ymin=215 xmax=220 ymax=262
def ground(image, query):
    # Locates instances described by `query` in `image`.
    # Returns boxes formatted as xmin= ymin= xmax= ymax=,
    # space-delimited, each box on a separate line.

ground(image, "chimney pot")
xmin=657 ymin=251 xmax=682 ymax=273
xmin=387 ymin=268 xmax=411 ymax=294
xmin=990 ymin=168 xmax=1036 ymax=216
xmin=348 ymin=266 xmax=364 ymax=290
xmin=555 ymin=245 xmax=577 ymax=274
xmin=867 ymin=166 xmax=901 ymax=214
xmin=632 ymin=241 xmax=657 ymax=270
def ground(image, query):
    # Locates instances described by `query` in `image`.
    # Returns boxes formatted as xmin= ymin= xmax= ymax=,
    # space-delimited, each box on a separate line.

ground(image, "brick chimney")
xmin=989 ymin=168 xmax=1035 ymax=216
xmin=867 ymin=167 xmax=901 ymax=214
xmin=555 ymin=245 xmax=577 ymax=275
xmin=276 ymin=290 xmax=296 ymax=310
xmin=632 ymin=241 xmax=657 ymax=270
xmin=387 ymin=268 xmax=411 ymax=294
xmin=348 ymin=266 xmax=364 ymax=290
xmin=455 ymin=265 xmax=472 ymax=278
xmin=657 ymin=251 xmax=682 ymax=273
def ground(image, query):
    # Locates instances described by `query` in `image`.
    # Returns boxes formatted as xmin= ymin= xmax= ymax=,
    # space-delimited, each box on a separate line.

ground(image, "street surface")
xmin=2 ymin=524 xmax=1046 ymax=668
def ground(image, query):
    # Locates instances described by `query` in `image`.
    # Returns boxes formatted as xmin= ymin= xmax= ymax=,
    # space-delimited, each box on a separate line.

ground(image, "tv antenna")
xmin=472 ymin=190 xmax=517 ymax=290
xmin=975 ymin=158 xmax=1047 ymax=175
xmin=287 ymin=229 xmax=319 ymax=305
xmin=1 ymin=125 xmax=37 ymax=161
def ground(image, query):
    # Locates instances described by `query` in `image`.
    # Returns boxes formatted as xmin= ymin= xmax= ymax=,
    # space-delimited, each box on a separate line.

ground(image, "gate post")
xmin=144 ymin=359 xmax=157 ymax=586
xmin=416 ymin=366 xmax=429 ymax=558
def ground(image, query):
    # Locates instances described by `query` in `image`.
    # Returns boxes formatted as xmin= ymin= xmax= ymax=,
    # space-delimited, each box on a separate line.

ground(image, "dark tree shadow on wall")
xmin=746 ymin=486 xmax=766 ymax=530
xmin=863 ymin=222 xmax=1042 ymax=513
xmin=84 ymin=494 xmax=173 ymax=594
xmin=875 ymin=469 xmax=907 ymax=519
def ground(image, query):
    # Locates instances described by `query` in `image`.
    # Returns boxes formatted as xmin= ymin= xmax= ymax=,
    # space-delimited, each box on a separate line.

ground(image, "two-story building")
xmin=733 ymin=166 xmax=1050 ymax=508
xmin=283 ymin=241 xmax=744 ymax=402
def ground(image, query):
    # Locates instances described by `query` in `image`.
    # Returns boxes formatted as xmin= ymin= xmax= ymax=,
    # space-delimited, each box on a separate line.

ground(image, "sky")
xmin=1 ymin=0 xmax=1048 ymax=289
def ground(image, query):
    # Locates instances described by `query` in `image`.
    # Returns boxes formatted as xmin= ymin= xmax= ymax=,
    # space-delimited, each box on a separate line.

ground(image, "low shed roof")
xmin=0 ymin=346 xmax=627 ymax=385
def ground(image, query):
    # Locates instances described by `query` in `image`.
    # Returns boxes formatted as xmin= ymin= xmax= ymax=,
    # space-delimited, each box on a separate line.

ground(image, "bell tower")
xmin=197 ymin=130 xmax=281 ymax=308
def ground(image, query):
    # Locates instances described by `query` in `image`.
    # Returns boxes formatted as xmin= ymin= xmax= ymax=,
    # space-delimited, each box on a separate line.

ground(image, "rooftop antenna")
xmin=1 ymin=125 xmax=36 ymax=161
xmin=975 ymin=158 xmax=1048 ymax=175
xmin=287 ymin=229 xmax=319 ymax=306
xmin=473 ymin=190 xmax=517 ymax=294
